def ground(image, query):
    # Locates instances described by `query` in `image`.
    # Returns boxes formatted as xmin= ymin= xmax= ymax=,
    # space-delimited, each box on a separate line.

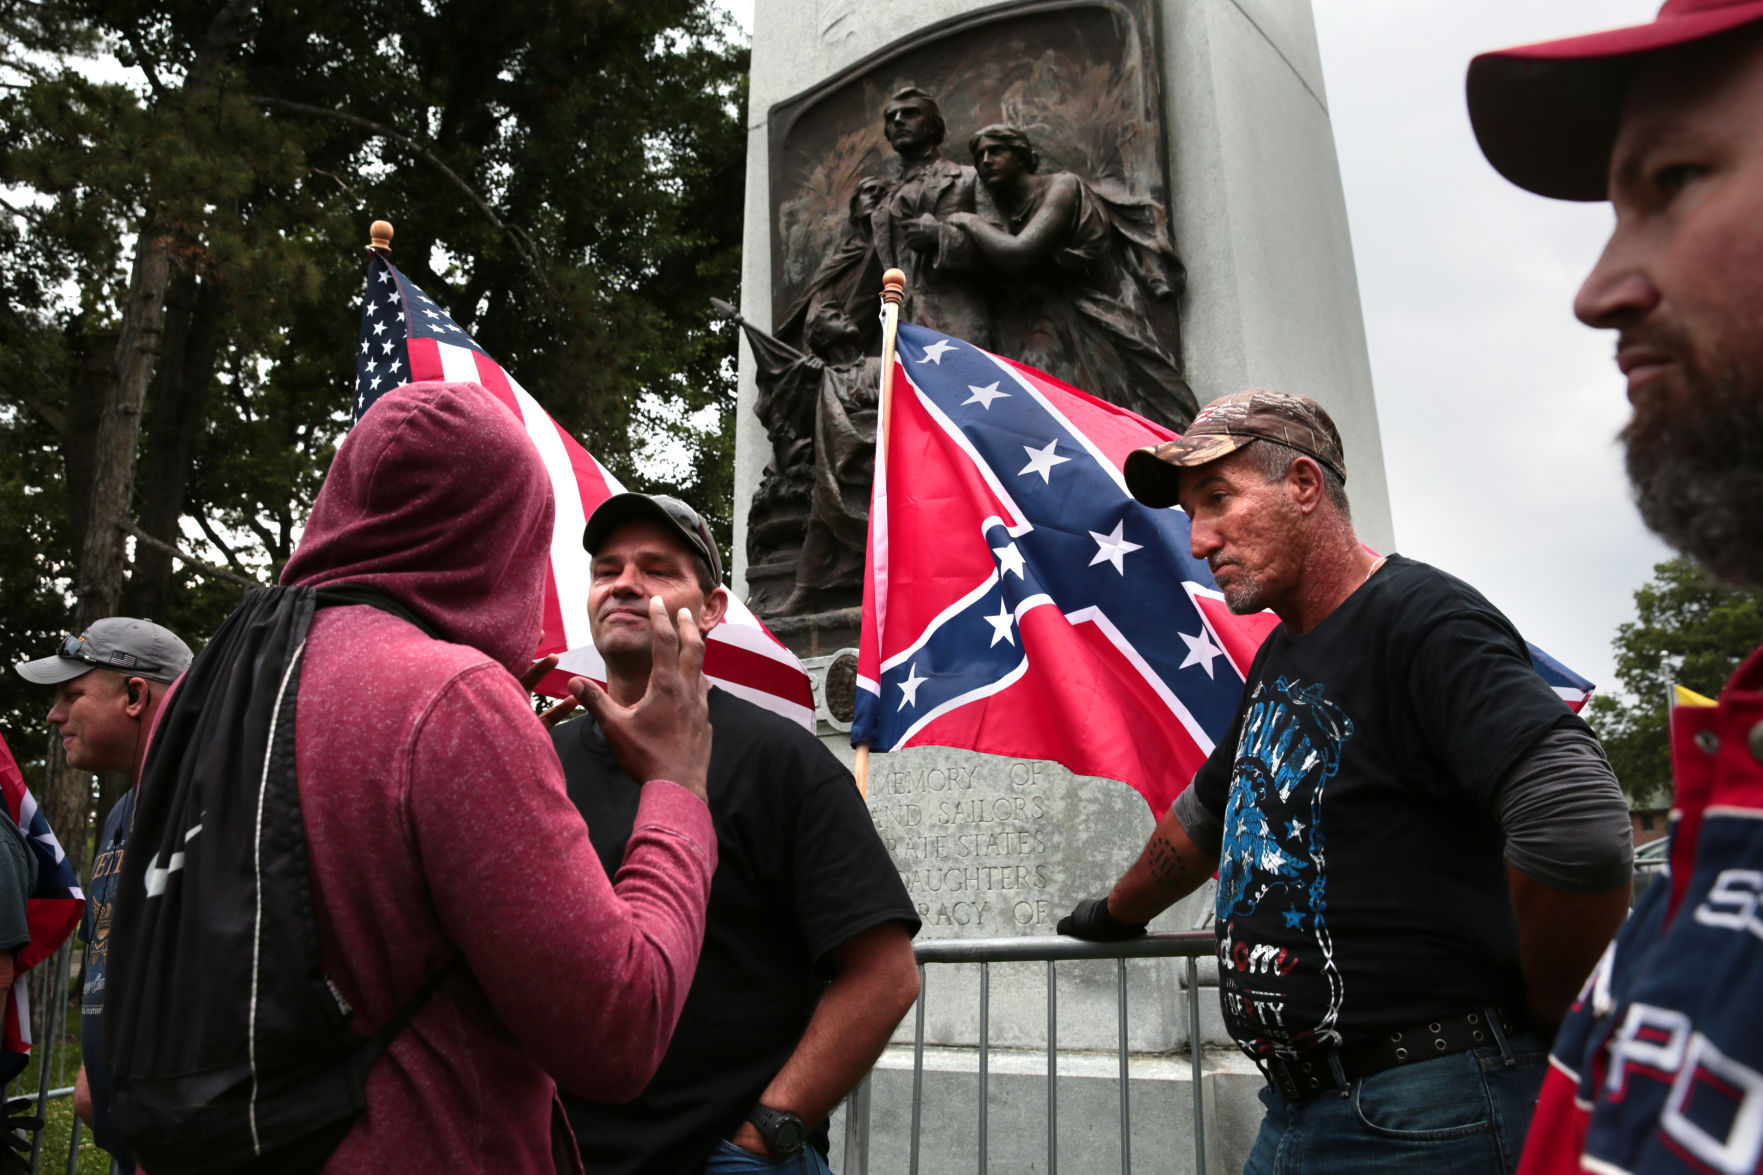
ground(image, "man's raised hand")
xmin=519 ymin=654 xmax=580 ymax=731
xmin=574 ymin=596 xmax=713 ymax=801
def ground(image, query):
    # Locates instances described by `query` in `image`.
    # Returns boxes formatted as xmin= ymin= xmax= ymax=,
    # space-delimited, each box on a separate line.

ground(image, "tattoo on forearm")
xmin=1147 ymin=835 xmax=1193 ymax=890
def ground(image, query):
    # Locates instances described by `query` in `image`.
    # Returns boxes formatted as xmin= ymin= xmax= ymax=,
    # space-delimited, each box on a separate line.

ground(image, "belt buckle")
xmin=1266 ymin=1057 xmax=1304 ymax=1101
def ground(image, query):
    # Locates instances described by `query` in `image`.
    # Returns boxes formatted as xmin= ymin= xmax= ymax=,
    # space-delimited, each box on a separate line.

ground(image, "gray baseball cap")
xmin=14 ymin=618 xmax=193 ymax=686
xmin=583 ymin=493 xmax=724 ymax=584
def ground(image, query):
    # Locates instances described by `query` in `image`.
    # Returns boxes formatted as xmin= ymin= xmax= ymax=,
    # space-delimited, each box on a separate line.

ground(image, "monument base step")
xmin=829 ymin=1043 xmax=1266 ymax=1174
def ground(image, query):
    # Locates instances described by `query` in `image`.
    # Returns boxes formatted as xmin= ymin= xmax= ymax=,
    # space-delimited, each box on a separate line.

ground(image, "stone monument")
xmin=736 ymin=1 xmax=1392 ymax=1169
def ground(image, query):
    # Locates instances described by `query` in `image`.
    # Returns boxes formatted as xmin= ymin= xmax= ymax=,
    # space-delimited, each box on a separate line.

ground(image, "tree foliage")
xmin=0 ymin=0 xmax=749 ymax=864
xmin=1584 ymin=557 xmax=1763 ymax=809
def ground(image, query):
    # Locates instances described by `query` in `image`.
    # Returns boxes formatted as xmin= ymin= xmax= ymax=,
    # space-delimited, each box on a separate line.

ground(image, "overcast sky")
xmin=1309 ymin=1 xmax=1666 ymax=695
xmin=724 ymin=0 xmax=1670 ymax=694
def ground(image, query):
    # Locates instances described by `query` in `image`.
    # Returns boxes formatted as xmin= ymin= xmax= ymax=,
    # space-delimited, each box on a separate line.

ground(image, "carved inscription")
xmin=868 ymin=759 xmax=1055 ymax=930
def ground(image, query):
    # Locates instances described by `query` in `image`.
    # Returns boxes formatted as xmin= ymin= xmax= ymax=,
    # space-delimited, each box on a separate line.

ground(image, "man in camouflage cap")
xmin=1123 ymin=389 xmax=1346 ymax=507
xmin=1062 ymin=390 xmax=1632 ymax=1175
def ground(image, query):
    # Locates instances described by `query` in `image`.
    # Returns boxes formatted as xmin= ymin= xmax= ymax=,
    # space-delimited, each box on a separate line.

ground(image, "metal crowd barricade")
xmin=842 ymin=930 xmax=1217 ymax=1175
xmin=0 ymin=938 xmax=81 ymax=1175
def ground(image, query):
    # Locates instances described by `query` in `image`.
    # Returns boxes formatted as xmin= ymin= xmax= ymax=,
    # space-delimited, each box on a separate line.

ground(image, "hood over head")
xmin=281 ymin=380 xmax=553 ymax=674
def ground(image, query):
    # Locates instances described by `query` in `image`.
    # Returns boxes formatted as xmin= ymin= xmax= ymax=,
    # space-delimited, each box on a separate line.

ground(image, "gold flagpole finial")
xmin=881 ymin=268 xmax=905 ymax=307
xmin=368 ymin=220 xmax=395 ymax=254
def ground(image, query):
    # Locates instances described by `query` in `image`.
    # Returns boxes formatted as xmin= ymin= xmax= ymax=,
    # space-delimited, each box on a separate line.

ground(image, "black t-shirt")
xmin=1191 ymin=554 xmax=1583 ymax=1059
xmin=554 ymin=688 xmax=919 ymax=1175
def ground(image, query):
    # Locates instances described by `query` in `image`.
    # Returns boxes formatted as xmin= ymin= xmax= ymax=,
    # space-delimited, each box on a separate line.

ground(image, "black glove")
xmin=1057 ymin=897 xmax=1148 ymax=942
xmin=0 ymin=1097 xmax=42 ymax=1175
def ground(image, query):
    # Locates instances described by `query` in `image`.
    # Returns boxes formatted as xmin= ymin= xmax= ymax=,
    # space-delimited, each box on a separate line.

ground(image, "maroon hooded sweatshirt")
xmin=278 ymin=380 xmax=716 ymax=1173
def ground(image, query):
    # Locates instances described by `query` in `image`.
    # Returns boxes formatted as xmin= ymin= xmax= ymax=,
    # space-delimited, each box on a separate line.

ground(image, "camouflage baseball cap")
xmin=1123 ymin=389 xmax=1347 ymax=508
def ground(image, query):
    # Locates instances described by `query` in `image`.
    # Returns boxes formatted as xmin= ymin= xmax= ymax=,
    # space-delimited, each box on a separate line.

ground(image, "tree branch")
xmin=185 ymin=0 xmax=258 ymax=91
xmin=309 ymin=166 xmax=364 ymax=206
xmin=189 ymin=508 xmax=248 ymax=571
xmin=243 ymin=514 xmax=278 ymax=558
xmin=245 ymin=94 xmax=571 ymax=324
xmin=192 ymin=511 xmax=250 ymax=575
xmin=121 ymin=19 xmax=167 ymax=98
xmin=0 ymin=372 xmax=67 ymax=436
xmin=0 ymin=193 xmax=46 ymax=228
xmin=119 ymin=518 xmax=263 ymax=589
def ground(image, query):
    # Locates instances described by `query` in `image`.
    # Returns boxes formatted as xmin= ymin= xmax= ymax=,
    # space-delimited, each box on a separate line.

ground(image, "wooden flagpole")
xmin=853 ymin=267 xmax=907 ymax=800
xmin=368 ymin=219 xmax=394 ymax=254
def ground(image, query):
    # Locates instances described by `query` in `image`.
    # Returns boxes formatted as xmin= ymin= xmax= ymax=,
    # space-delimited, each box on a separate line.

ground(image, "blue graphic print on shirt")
xmin=1216 ymin=676 xmax=1353 ymax=1055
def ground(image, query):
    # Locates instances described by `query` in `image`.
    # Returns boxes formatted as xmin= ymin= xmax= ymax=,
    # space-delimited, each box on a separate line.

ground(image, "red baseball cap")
xmin=1468 ymin=0 xmax=1763 ymax=200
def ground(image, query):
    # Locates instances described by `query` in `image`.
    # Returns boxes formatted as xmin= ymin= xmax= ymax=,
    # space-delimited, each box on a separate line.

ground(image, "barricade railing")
xmin=22 ymin=931 xmax=1223 ymax=1173
xmin=0 ymin=938 xmax=80 ymax=1175
xmin=842 ymin=930 xmax=1217 ymax=1175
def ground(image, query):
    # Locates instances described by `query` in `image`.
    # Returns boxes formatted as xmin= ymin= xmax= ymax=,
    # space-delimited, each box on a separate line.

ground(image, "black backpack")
xmin=105 ymin=585 xmax=458 ymax=1175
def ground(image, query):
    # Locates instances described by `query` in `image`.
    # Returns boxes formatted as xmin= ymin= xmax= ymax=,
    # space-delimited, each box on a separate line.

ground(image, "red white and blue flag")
xmin=353 ymin=253 xmax=815 ymax=729
xmin=0 ymin=731 xmax=84 ymax=1079
xmin=854 ymin=323 xmax=1593 ymax=814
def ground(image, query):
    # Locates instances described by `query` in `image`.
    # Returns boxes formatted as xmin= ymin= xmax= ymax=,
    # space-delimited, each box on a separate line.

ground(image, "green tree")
xmin=1584 ymin=557 xmax=1763 ymax=808
xmin=0 ymin=0 xmax=749 ymax=872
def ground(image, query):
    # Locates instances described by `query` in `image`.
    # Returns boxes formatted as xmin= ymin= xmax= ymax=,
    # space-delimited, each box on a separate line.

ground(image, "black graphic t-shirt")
xmin=1191 ymin=554 xmax=1583 ymax=1058
xmin=81 ymin=788 xmax=137 ymax=1170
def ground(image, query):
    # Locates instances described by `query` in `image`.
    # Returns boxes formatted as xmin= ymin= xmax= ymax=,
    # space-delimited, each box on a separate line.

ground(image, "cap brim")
xmin=1123 ymin=435 xmax=1252 ymax=507
xmin=1468 ymin=5 xmax=1763 ymax=200
xmin=583 ymin=493 xmax=664 ymax=555
xmin=583 ymin=492 xmax=723 ymax=583
xmin=13 ymin=656 xmax=94 ymax=685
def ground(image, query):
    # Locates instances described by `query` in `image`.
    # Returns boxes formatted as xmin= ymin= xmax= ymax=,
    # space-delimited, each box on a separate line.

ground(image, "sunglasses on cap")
xmin=59 ymin=633 xmax=146 ymax=672
xmin=59 ymin=634 xmax=106 ymax=665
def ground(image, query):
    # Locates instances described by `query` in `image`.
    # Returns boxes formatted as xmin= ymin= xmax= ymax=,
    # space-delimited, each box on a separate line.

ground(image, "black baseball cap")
xmin=583 ymin=493 xmax=724 ymax=584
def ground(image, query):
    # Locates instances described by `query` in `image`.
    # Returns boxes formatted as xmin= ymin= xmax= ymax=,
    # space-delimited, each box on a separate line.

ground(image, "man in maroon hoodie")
xmin=277 ymin=379 xmax=718 ymax=1173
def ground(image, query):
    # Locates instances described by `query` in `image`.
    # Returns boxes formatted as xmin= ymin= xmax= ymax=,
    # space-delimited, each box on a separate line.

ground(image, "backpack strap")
xmin=343 ymin=954 xmax=465 ymax=1100
xmin=367 ymin=955 xmax=464 ymax=1054
xmin=313 ymin=585 xmax=443 ymax=640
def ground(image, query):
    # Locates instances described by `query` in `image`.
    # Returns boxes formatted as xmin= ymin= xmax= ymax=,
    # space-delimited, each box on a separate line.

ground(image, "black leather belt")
xmin=1260 ymin=1008 xmax=1518 ymax=1101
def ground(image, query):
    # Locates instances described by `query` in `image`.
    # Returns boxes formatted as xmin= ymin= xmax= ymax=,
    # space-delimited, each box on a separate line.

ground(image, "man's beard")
xmin=1622 ymin=351 xmax=1763 ymax=589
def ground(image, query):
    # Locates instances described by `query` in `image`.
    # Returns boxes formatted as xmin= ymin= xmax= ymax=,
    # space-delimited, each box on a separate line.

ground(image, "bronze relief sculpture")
xmin=939 ymin=124 xmax=1193 ymax=427
xmin=744 ymin=0 xmax=1185 ymax=623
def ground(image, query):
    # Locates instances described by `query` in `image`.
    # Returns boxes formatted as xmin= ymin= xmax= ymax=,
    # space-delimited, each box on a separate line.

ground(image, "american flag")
xmin=0 ymin=732 xmax=83 ymax=1079
xmin=353 ymin=252 xmax=815 ymax=728
xmin=854 ymin=324 xmax=1592 ymax=813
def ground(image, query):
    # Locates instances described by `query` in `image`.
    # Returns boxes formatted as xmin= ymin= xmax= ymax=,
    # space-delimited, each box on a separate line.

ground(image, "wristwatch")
xmin=746 ymin=1105 xmax=807 ymax=1156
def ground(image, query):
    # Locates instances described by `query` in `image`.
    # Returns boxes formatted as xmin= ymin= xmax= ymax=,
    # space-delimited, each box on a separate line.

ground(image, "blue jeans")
xmin=701 ymin=1139 xmax=834 ymax=1174
xmin=1242 ymin=1034 xmax=1548 ymax=1175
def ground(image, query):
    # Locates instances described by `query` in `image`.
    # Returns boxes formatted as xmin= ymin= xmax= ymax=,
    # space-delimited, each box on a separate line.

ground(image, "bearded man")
xmin=1469 ymin=4 xmax=1763 ymax=1172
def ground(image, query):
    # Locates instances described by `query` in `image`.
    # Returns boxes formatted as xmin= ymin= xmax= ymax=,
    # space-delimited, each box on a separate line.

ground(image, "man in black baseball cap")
xmin=15 ymin=616 xmax=192 ymax=1174
xmin=582 ymin=492 xmax=724 ymax=588
xmin=552 ymin=492 xmax=920 ymax=1173
xmin=1469 ymin=6 xmax=1763 ymax=1173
